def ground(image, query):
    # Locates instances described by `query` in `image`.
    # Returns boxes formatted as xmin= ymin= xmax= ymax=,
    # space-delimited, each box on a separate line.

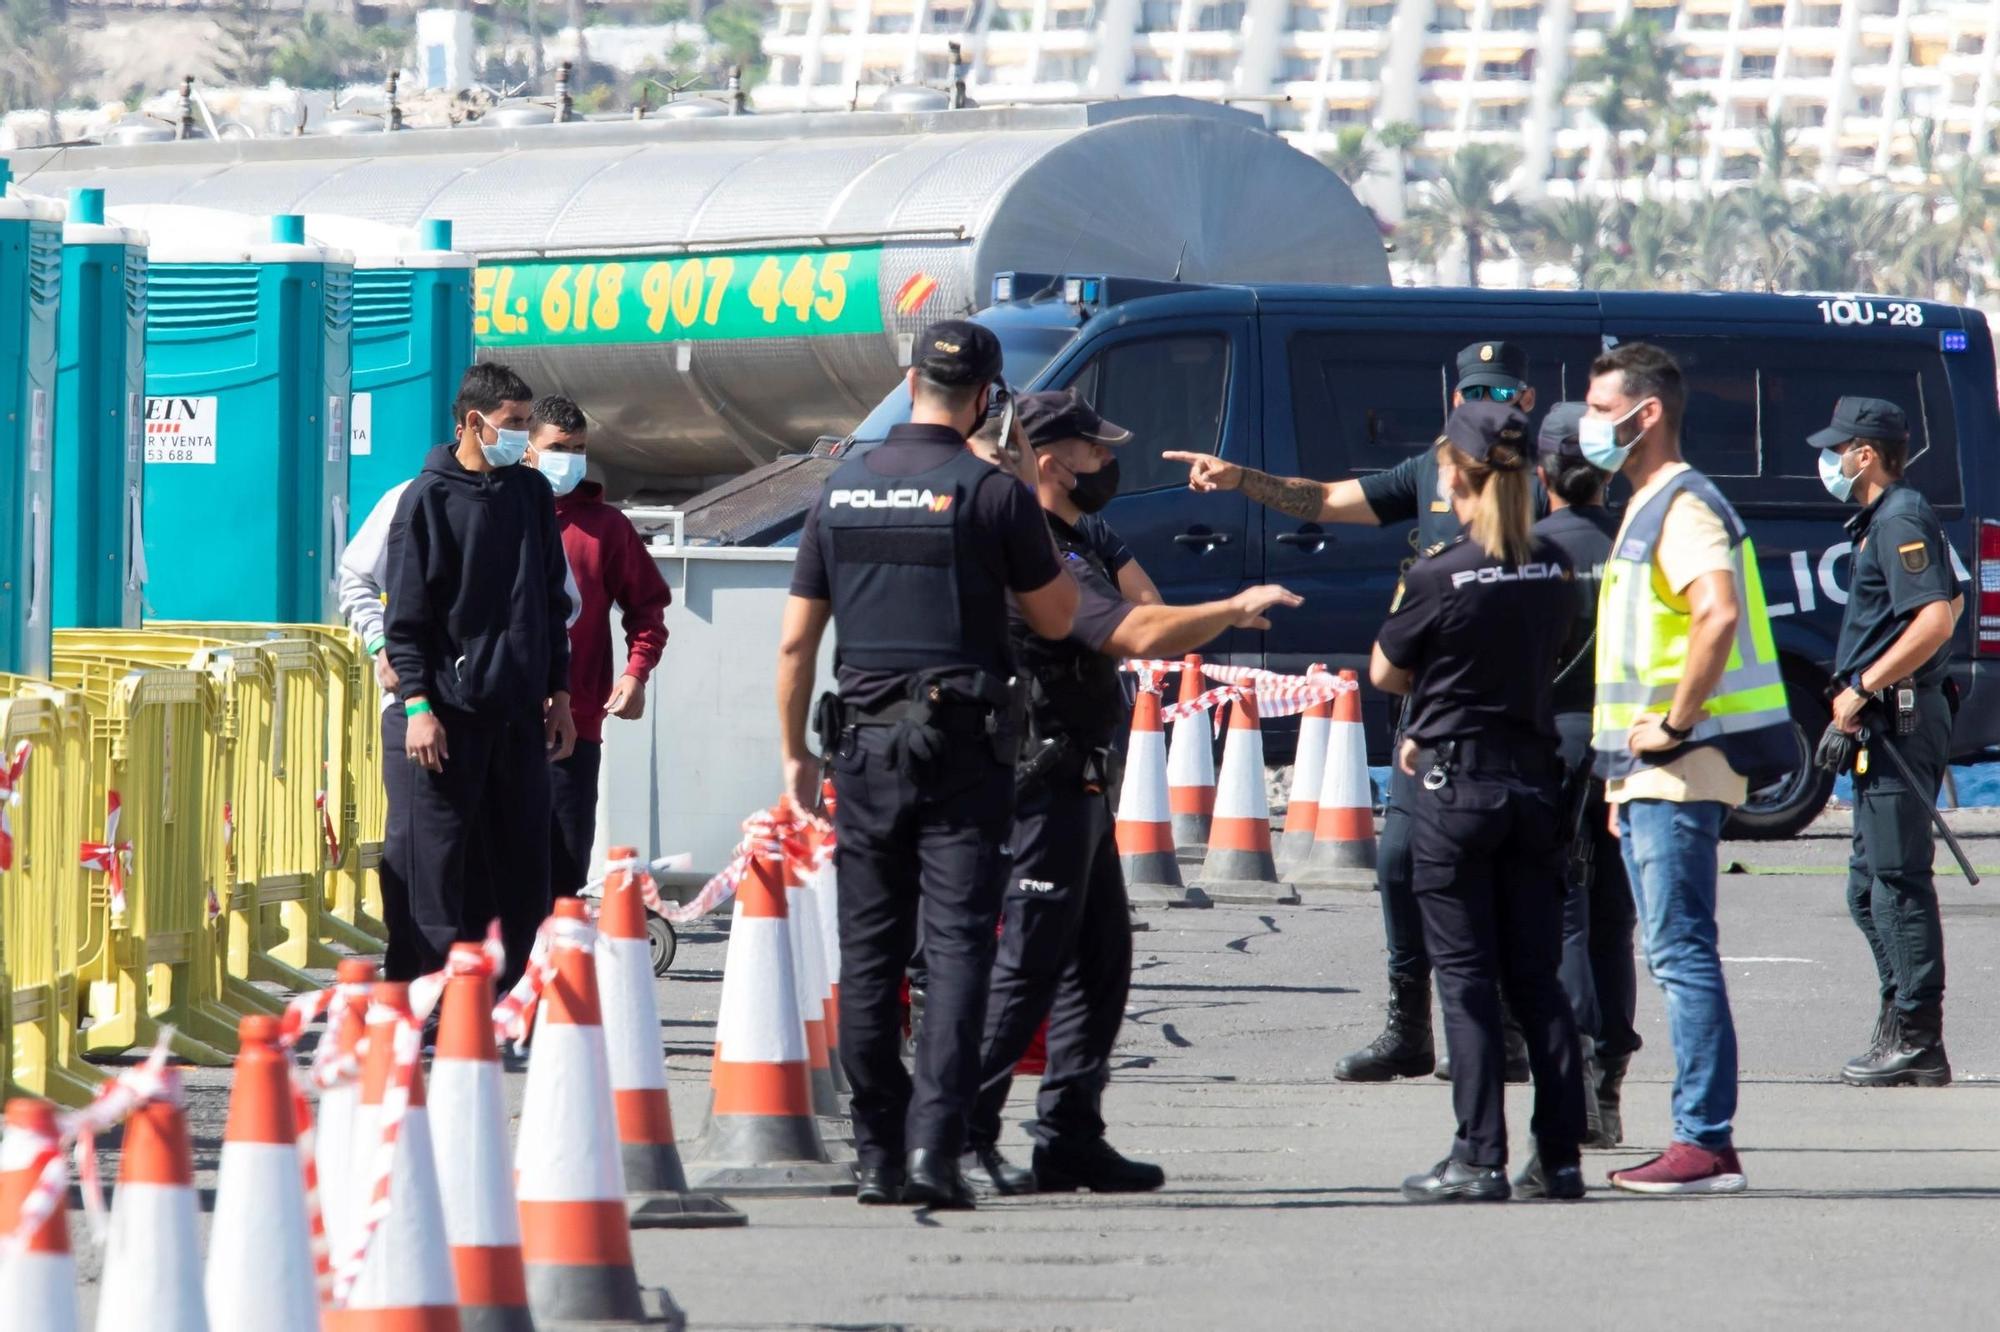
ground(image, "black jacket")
xmin=384 ymin=445 xmax=571 ymax=716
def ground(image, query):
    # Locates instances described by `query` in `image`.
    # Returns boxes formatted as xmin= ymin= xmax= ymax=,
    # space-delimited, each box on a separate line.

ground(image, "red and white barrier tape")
xmin=79 ymin=790 xmax=131 ymax=921
xmin=601 ymin=803 xmax=822 ymax=929
xmin=0 ymin=738 xmax=29 ymax=872
xmin=329 ymin=1002 xmax=422 ymax=1307
xmin=279 ymin=975 xmax=375 ymax=1301
xmin=409 ymin=923 xmax=504 ymax=1023
xmin=316 ymin=791 xmax=341 ymax=867
xmin=209 ymin=802 xmax=233 ymax=924
xmin=0 ymin=1125 xmax=65 ymax=1267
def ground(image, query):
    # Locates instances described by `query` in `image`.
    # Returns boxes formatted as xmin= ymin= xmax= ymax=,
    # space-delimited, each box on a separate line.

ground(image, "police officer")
xmin=776 ymin=320 xmax=1079 ymax=1209
xmin=1168 ymin=339 xmax=1541 ymax=1084
xmin=1370 ymin=401 xmax=1586 ymax=1203
xmin=1809 ymin=397 xmax=1964 ymax=1087
xmin=960 ymin=390 xmax=1301 ymax=1197
xmin=1532 ymin=404 xmax=1640 ymax=1146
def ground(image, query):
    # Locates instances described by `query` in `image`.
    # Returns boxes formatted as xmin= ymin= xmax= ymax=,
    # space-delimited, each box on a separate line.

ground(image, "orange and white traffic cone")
xmin=1165 ymin=654 xmax=1215 ymax=852
xmin=1296 ymin=671 xmax=1377 ymax=889
xmin=1116 ymin=685 xmax=1205 ymax=907
xmin=516 ymin=899 xmax=682 ymax=1327
xmin=808 ymin=840 xmax=849 ymax=1097
xmin=1195 ymin=691 xmax=1298 ymax=905
xmin=316 ymin=957 xmax=377 ymax=1267
xmin=327 ymin=984 xmax=458 ymax=1331
xmin=1278 ymin=686 xmax=1335 ymax=871
xmin=1 ymin=1098 xmax=79 ymax=1330
xmin=97 ymin=1095 xmax=207 ymax=1332
xmin=206 ymin=1015 xmax=321 ymax=1332
xmin=781 ymin=837 xmax=841 ymax=1121
xmin=597 ymin=851 xmax=744 ymax=1230
xmin=684 ymin=850 xmax=855 ymax=1197
xmin=428 ymin=945 xmax=535 ymax=1331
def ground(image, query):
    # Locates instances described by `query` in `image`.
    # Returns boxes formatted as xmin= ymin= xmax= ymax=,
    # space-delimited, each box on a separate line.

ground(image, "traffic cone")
xmin=1194 ymin=691 xmax=1298 ymax=905
xmin=683 ymin=852 xmax=856 ymax=1197
xmin=206 ymin=1015 xmax=321 ymax=1332
xmin=1165 ymin=654 xmax=1215 ymax=852
xmin=427 ymin=945 xmax=535 ymax=1331
xmin=97 ymin=1094 xmax=207 ymax=1332
xmin=810 ymin=845 xmax=849 ymax=1096
xmin=1295 ymin=671 xmax=1377 ymax=889
xmin=596 ymin=851 xmax=744 ymax=1230
xmin=327 ymin=984 xmax=459 ymax=1331
xmin=316 ymin=957 xmax=378 ymax=1267
xmin=1278 ymin=686 xmax=1335 ymax=870
xmin=0 ymin=1098 xmax=79 ymax=1331
xmin=781 ymin=838 xmax=841 ymax=1120
xmin=516 ymin=899 xmax=683 ymax=1327
xmin=1116 ymin=686 xmax=1206 ymax=908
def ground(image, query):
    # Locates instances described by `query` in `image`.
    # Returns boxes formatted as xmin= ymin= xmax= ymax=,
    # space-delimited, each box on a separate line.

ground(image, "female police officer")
xmin=1369 ymin=400 xmax=1589 ymax=1203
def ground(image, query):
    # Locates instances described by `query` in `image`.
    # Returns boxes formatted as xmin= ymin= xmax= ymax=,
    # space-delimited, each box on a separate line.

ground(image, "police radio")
xmin=990 ymin=379 xmax=1020 ymax=467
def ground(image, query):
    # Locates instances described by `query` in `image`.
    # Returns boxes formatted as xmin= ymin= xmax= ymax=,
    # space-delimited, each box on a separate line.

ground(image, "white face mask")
xmin=1819 ymin=447 xmax=1857 ymax=502
xmin=1578 ymin=399 xmax=1652 ymax=472
xmin=476 ymin=413 xmax=530 ymax=467
xmin=537 ymin=450 xmax=588 ymax=496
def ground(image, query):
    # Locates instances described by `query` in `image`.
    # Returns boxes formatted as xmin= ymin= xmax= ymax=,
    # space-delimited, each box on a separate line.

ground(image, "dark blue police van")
xmin=690 ymin=276 xmax=2000 ymax=838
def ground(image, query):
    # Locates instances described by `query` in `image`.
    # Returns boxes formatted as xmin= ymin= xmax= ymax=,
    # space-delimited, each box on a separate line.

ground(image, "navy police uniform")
xmin=790 ymin=321 xmax=1061 ymax=1175
xmin=1813 ymin=397 xmax=1962 ymax=1083
xmin=1376 ymin=402 xmax=1586 ymax=1200
xmin=969 ymin=391 xmax=1161 ymax=1192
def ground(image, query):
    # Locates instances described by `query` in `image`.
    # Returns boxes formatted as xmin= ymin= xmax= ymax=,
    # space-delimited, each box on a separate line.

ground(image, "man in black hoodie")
xmin=385 ymin=362 xmax=577 ymax=984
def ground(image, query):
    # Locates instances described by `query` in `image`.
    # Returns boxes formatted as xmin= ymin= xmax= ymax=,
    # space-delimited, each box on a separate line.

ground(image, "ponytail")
xmin=1440 ymin=439 xmax=1535 ymax=566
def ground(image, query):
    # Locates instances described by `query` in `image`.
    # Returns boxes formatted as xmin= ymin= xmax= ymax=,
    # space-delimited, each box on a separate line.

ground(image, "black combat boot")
xmin=1594 ymin=1052 xmax=1630 ymax=1148
xmin=1843 ymin=1010 xmax=1951 ymax=1088
xmin=1839 ymin=997 xmax=1897 ymax=1083
xmin=1336 ymin=976 xmax=1435 ymax=1082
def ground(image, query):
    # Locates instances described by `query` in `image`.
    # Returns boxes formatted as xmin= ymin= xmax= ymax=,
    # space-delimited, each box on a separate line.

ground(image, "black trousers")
xmin=970 ymin=776 xmax=1132 ymax=1152
xmin=405 ymin=704 xmax=552 ymax=991
xmin=832 ymin=725 xmax=1014 ymax=1167
xmin=1848 ymin=689 xmax=1951 ymax=1020
xmin=1408 ymin=763 xmax=1585 ymax=1168
xmin=550 ymin=739 xmax=603 ymax=898
xmin=379 ymin=705 xmax=422 ymax=982
xmin=1555 ymin=714 xmax=1641 ymax=1061
xmin=1377 ymin=763 xmax=1430 ymax=986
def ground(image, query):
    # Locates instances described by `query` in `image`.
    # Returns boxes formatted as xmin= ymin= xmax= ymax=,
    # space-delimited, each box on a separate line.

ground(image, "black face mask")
xmin=1069 ymin=457 xmax=1121 ymax=514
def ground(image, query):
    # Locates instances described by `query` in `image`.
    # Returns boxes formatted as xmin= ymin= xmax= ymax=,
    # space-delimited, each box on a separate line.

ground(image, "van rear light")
xmin=1979 ymin=520 xmax=2000 ymax=657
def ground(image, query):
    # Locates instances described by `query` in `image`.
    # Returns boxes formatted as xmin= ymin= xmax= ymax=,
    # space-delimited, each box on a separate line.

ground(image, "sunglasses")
xmin=1461 ymin=385 xmax=1520 ymax=403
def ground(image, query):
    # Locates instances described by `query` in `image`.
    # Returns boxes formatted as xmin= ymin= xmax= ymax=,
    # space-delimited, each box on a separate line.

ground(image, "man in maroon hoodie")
xmin=527 ymin=395 xmax=674 ymax=894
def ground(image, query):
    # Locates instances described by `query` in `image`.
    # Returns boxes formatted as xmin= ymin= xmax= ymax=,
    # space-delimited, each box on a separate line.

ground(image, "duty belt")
xmin=1412 ymin=738 xmax=1554 ymax=790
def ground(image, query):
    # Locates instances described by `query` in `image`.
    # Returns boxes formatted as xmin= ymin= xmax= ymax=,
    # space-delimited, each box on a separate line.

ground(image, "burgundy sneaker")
xmin=1608 ymin=1142 xmax=1747 ymax=1195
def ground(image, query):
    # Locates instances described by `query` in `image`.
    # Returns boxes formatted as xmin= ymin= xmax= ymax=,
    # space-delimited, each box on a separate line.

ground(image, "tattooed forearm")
xmin=1236 ymin=469 xmax=1329 ymax=522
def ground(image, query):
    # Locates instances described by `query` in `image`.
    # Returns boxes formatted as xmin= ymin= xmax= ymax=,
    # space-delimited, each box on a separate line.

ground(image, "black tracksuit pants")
xmin=1555 ymin=713 xmax=1641 ymax=1061
xmin=832 ymin=725 xmax=1014 ymax=1168
xmin=971 ymin=775 xmax=1132 ymax=1152
xmin=403 ymin=703 xmax=552 ymax=990
xmin=549 ymin=739 xmax=603 ymax=898
xmin=1848 ymin=687 xmax=1951 ymax=1022
xmin=1408 ymin=758 xmax=1586 ymax=1169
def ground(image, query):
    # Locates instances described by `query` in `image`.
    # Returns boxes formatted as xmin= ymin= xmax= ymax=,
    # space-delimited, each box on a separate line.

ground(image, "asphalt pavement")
xmin=64 ymin=810 xmax=2000 ymax=1331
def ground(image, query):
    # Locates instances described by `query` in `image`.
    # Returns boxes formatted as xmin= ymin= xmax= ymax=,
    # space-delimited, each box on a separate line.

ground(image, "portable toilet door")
xmin=54 ymin=187 xmax=148 ymax=630
xmin=127 ymin=208 xmax=354 ymax=624
xmin=0 ymin=163 xmax=63 ymax=677
xmin=302 ymin=215 xmax=474 ymax=535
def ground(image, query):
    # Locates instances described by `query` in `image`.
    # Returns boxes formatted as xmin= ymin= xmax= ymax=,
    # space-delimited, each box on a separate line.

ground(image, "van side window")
xmin=1759 ymin=355 xmax=1961 ymax=508
xmin=1064 ymin=334 xmax=1230 ymax=494
xmin=1288 ymin=333 xmax=1449 ymax=474
xmin=1642 ymin=338 xmax=1759 ymax=478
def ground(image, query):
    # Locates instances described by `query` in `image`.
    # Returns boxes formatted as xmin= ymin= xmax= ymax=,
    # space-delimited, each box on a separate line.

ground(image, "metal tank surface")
xmin=12 ymin=97 xmax=1388 ymax=491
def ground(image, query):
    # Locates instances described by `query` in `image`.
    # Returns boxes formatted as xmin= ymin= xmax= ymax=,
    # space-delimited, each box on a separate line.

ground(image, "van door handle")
xmin=1174 ymin=530 xmax=1232 ymax=550
xmin=1275 ymin=526 xmax=1330 ymax=550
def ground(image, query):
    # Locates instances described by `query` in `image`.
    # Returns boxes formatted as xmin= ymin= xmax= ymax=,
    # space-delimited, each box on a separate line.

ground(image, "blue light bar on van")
xmin=993 ymin=273 xmax=1015 ymax=304
xmin=1941 ymin=329 xmax=1969 ymax=353
xmin=1061 ymin=276 xmax=1105 ymax=309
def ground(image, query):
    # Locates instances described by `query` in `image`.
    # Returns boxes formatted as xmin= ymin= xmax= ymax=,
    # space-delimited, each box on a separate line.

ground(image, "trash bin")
xmin=53 ymin=187 xmax=148 ymax=630
xmin=0 ymin=160 xmax=64 ymax=676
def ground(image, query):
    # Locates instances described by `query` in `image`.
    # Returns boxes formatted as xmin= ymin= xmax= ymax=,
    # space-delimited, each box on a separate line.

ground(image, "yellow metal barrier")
xmin=45 ymin=656 xmax=237 ymax=1065
xmin=0 ymin=678 xmax=104 ymax=1105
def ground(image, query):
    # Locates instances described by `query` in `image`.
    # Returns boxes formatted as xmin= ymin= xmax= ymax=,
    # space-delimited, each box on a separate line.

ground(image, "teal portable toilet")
xmin=304 ymin=215 xmax=475 ymax=533
xmin=129 ymin=209 xmax=353 ymax=624
xmin=53 ymin=187 xmax=148 ymax=630
xmin=0 ymin=161 xmax=63 ymax=677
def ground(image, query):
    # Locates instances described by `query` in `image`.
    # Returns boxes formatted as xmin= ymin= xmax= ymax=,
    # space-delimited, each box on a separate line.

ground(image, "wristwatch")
xmin=1658 ymin=716 xmax=1693 ymax=742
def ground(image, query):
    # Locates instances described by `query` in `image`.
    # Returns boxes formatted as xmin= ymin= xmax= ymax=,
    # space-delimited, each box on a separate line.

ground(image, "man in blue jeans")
xmin=1584 ymin=344 xmax=1795 ymax=1195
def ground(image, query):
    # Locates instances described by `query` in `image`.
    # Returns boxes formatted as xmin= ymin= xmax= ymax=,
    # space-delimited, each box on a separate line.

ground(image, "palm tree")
xmin=1648 ymin=90 xmax=1713 ymax=197
xmin=1733 ymin=183 xmax=1804 ymax=293
xmin=1375 ymin=119 xmax=1423 ymax=218
xmin=1791 ymin=190 xmax=1911 ymax=293
xmin=1913 ymin=156 xmax=2000 ymax=303
xmin=1568 ymin=15 xmax=1684 ymax=198
xmin=1320 ymin=126 xmax=1376 ymax=187
xmin=1680 ymin=196 xmax=1745 ymax=291
xmin=1588 ymin=201 xmax=1682 ymax=289
xmin=1519 ymin=196 xmax=1616 ymax=287
xmin=1404 ymin=144 xmax=1523 ymax=288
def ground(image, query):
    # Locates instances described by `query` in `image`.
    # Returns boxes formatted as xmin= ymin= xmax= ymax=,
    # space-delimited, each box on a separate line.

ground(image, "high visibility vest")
xmin=1592 ymin=468 xmax=1794 ymax=784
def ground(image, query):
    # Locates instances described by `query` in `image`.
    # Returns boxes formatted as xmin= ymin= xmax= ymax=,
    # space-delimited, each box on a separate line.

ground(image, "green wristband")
xmin=365 ymin=635 xmax=387 ymax=656
xmin=404 ymin=699 xmax=433 ymax=717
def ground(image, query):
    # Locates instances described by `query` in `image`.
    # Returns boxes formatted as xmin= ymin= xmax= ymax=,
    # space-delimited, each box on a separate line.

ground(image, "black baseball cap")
xmin=1456 ymin=340 xmax=1529 ymax=392
xmin=1537 ymin=401 xmax=1588 ymax=463
xmin=1017 ymin=389 xmax=1133 ymax=450
xmin=1442 ymin=400 xmax=1532 ymax=469
xmin=1808 ymin=396 xmax=1908 ymax=450
xmin=913 ymin=319 xmax=1004 ymax=387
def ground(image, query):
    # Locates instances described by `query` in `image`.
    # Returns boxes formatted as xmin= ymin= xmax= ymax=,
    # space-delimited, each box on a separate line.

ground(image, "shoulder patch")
xmin=1429 ymin=499 xmax=1450 ymax=513
xmin=1899 ymin=541 xmax=1930 ymax=575
xmin=1420 ymin=541 xmax=1450 ymax=559
xmin=1390 ymin=580 xmax=1406 ymax=613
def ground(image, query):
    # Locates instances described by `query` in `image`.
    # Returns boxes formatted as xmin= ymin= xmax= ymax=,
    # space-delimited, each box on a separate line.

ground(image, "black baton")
xmin=1861 ymin=726 xmax=1980 ymax=886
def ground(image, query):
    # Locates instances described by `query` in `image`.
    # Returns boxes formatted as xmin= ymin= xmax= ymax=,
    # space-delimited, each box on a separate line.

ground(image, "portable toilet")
xmin=53 ymin=187 xmax=148 ymax=629
xmin=0 ymin=161 xmax=63 ymax=677
xmin=302 ymin=215 xmax=474 ymax=533
xmin=118 ymin=207 xmax=353 ymax=624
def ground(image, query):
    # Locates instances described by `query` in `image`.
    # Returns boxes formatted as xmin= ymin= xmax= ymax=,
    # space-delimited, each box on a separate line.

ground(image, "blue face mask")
xmin=477 ymin=413 xmax=530 ymax=468
xmin=1578 ymin=398 xmax=1651 ymax=472
xmin=1819 ymin=447 xmax=1856 ymax=502
xmin=537 ymin=450 xmax=588 ymax=496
